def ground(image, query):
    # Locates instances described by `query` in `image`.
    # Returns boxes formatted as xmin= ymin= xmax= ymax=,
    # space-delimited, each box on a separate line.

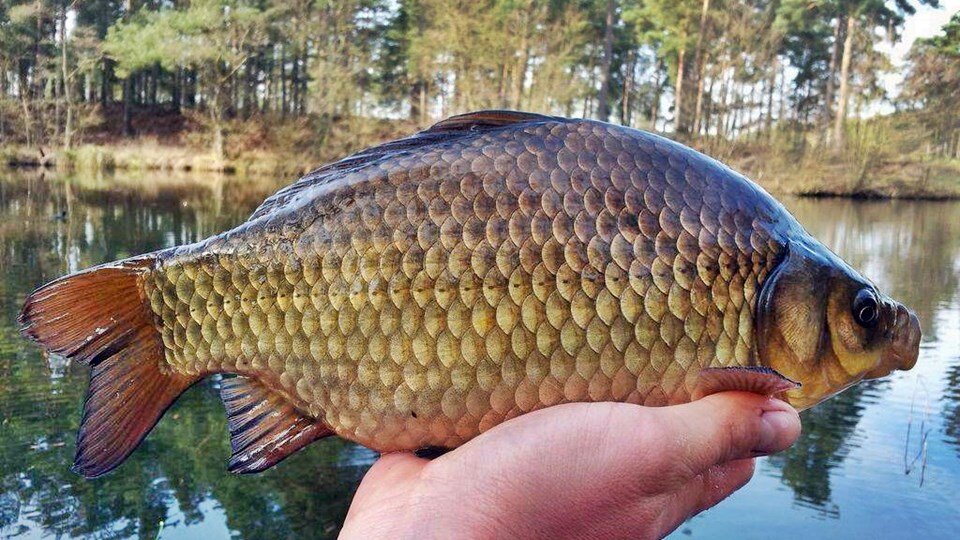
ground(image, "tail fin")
xmin=19 ymin=256 xmax=199 ymax=478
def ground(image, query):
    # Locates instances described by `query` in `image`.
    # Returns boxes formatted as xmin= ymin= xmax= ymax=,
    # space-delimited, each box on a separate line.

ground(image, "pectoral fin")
xmin=220 ymin=376 xmax=333 ymax=474
xmin=693 ymin=367 xmax=800 ymax=400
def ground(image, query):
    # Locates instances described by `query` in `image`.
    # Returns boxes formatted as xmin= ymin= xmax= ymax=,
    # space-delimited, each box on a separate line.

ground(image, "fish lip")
xmin=865 ymin=304 xmax=921 ymax=379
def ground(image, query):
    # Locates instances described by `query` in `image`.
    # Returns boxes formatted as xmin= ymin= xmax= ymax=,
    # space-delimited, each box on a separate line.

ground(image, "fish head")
xmin=755 ymin=239 xmax=921 ymax=410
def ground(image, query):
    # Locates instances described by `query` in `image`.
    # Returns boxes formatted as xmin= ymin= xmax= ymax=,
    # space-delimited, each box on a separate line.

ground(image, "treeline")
xmin=0 ymin=0 xmax=958 ymax=161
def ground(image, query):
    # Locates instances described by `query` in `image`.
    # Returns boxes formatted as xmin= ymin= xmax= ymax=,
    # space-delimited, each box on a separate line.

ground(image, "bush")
xmin=62 ymin=145 xmax=116 ymax=172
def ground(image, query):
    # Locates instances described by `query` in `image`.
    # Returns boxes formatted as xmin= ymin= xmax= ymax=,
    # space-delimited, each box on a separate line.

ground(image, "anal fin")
xmin=693 ymin=367 xmax=800 ymax=400
xmin=220 ymin=376 xmax=333 ymax=474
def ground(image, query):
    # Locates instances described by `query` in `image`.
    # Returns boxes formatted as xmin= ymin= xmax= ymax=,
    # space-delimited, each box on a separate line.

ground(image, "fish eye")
xmin=853 ymin=289 xmax=879 ymax=328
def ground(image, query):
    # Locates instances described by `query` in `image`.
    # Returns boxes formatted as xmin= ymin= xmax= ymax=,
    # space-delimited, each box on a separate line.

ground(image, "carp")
xmin=19 ymin=111 xmax=921 ymax=477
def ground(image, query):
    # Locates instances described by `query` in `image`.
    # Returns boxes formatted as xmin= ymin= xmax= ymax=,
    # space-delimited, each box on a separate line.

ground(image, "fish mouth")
xmin=864 ymin=302 xmax=921 ymax=379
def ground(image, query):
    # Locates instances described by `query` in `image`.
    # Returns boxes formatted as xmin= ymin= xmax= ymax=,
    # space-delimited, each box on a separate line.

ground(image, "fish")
xmin=18 ymin=110 xmax=922 ymax=478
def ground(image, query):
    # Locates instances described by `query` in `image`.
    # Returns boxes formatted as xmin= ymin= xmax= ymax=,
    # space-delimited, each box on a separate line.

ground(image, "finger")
xmin=657 ymin=392 xmax=801 ymax=477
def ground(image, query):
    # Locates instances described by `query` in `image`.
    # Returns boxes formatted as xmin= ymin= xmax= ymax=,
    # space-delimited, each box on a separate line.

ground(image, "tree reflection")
xmin=770 ymin=197 xmax=960 ymax=514
xmin=944 ymin=362 xmax=960 ymax=456
xmin=766 ymin=383 xmax=875 ymax=516
xmin=3 ymin=173 xmax=959 ymax=537
xmin=0 ymin=170 xmax=375 ymax=539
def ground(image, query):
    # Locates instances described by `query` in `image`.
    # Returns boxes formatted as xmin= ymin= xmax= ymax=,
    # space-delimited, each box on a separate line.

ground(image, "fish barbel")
xmin=19 ymin=111 xmax=921 ymax=477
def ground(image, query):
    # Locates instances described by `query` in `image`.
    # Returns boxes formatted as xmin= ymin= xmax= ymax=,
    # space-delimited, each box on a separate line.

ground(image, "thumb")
xmin=656 ymin=392 xmax=802 ymax=477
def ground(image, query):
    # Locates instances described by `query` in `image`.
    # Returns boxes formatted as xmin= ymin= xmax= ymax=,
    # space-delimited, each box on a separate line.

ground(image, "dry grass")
xmin=4 ymin=112 xmax=959 ymax=200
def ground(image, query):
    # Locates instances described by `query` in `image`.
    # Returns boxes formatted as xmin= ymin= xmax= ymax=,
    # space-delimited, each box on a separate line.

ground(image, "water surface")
xmin=0 ymin=170 xmax=957 ymax=538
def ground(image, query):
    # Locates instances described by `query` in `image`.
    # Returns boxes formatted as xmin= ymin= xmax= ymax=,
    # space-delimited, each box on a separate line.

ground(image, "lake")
xmin=1 ymin=169 xmax=958 ymax=538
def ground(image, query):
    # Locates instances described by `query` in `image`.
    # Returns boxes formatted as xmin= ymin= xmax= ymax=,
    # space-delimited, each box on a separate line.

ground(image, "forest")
xmin=0 ymin=1 xmax=958 ymax=197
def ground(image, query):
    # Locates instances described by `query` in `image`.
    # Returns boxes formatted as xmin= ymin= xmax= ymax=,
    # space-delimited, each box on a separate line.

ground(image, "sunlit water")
xmin=0 ymin=169 xmax=957 ymax=538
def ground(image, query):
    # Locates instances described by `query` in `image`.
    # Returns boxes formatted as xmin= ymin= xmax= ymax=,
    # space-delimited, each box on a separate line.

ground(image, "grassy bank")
xmin=780 ymin=159 xmax=960 ymax=200
xmin=725 ymin=149 xmax=960 ymax=200
xmin=694 ymin=116 xmax=960 ymax=200
xmin=4 ymin=110 xmax=959 ymax=200
xmin=1 ymin=106 xmax=416 ymax=178
xmin=1 ymin=142 xmax=310 ymax=177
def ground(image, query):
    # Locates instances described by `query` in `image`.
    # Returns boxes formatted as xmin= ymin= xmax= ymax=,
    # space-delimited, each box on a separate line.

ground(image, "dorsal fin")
xmin=220 ymin=376 xmax=333 ymax=473
xmin=424 ymin=110 xmax=560 ymax=133
xmin=248 ymin=110 xmax=565 ymax=221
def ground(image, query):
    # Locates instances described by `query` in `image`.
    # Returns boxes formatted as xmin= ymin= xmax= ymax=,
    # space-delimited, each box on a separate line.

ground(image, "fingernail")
xmin=755 ymin=401 xmax=799 ymax=456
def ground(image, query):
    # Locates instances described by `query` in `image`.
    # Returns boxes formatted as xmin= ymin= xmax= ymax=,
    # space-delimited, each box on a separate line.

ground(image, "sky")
xmin=880 ymin=0 xmax=959 ymax=100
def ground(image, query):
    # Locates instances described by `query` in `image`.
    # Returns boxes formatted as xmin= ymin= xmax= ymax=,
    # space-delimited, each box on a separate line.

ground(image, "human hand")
xmin=340 ymin=392 xmax=801 ymax=539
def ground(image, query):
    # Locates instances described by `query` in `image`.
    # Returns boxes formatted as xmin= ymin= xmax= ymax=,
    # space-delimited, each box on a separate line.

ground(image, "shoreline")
xmin=791 ymin=188 xmax=960 ymax=202
xmin=4 ymin=142 xmax=959 ymax=201
xmin=0 ymin=144 xmax=314 ymax=178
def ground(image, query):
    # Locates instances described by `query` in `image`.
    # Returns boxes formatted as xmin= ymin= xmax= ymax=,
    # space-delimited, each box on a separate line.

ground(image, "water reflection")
xmin=1 ymin=170 xmax=959 ymax=538
xmin=946 ymin=362 xmax=960 ymax=457
xmin=786 ymin=198 xmax=960 ymax=341
xmin=765 ymin=383 xmax=870 ymax=516
xmin=0 ymin=170 xmax=381 ymax=539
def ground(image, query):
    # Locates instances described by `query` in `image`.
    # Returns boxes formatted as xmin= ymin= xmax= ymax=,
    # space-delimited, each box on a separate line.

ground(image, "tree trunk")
xmin=693 ymin=52 xmax=708 ymax=135
xmin=704 ymin=69 xmax=716 ymax=134
xmin=727 ymin=80 xmax=739 ymax=137
xmin=33 ymin=5 xmax=44 ymax=140
xmin=691 ymin=0 xmax=711 ymax=135
xmin=20 ymin=90 xmax=34 ymax=148
xmin=718 ymin=70 xmax=729 ymax=138
xmin=595 ymin=0 xmax=615 ymax=120
xmin=122 ymin=76 xmax=133 ymax=136
xmin=823 ymin=15 xmax=842 ymax=130
xmin=765 ymin=56 xmax=777 ymax=138
xmin=266 ymin=48 xmax=276 ymax=112
xmin=149 ymin=63 xmax=159 ymax=105
xmin=621 ymin=49 xmax=634 ymax=126
xmin=410 ymin=81 xmax=425 ymax=123
xmin=778 ymin=61 xmax=786 ymax=126
xmin=280 ymin=45 xmax=288 ymax=118
xmin=211 ymin=81 xmax=225 ymax=164
xmin=121 ymin=0 xmax=134 ymax=136
xmin=33 ymin=6 xmax=42 ymax=101
xmin=408 ymin=4 xmax=427 ymax=122
xmin=100 ymin=60 xmax=113 ymax=107
xmin=187 ymin=69 xmax=196 ymax=107
xmin=213 ymin=117 xmax=224 ymax=164
xmin=833 ymin=15 xmax=856 ymax=150
xmin=675 ymin=48 xmax=686 ymax=134
xmin=498 ymin=57 xmax=509 ymax=107
xmin=420 ymin=83 xmax=427 ymax=122
xmin=512 ymin=19 xmax=531 ymax=110
xmin=244 ymin=56 xmax=256 ymax=117
xmin=650 ymin=60 xmax=662 ymax=130
xmin=61 ymin=3 xmax=73 ymax=150
xmin=232 ymin=64 xmax=239 ymax=116
xmin=172 ymin=66 xmax=182 ymax=112
xmin=298 ymin=51 xmax=308 ymax=115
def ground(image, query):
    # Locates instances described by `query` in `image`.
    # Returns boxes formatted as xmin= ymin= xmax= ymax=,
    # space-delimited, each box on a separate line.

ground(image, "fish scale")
xmin=42 ymin=110 xmax=927 ymax=479
xmin=144 ymin=116 xmax=782 ymax=452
